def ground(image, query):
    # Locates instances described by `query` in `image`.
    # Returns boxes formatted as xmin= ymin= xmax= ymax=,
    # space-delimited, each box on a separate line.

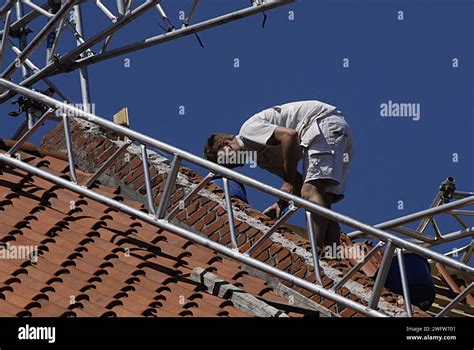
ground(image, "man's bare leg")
xmin=301 ymin=179 xmax=336 ymax=249
xmin=326 ymin=220 xmax=341 ymax=246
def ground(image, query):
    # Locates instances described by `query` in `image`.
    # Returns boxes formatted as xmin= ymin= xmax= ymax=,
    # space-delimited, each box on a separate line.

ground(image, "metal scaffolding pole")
xmin=13 ymin=0 xmax=36 ymax=130
xmin=1 ymin=79 xmax=472 ymax=278
xmin=2 ymin=1 xmax=75 ymax=79
xmin=72 ymin=4 xmax=92 ymax=112
xmin=14 ymin=1 xmax=29 ymax=79
xmin=435 ymin=283 xmax=474 ymax=317
xmin=116 ymin=0 xmax=126 ymax=17
xmin=0 ymin=153 xmax=386 ymax=318
xmin=0 ymin=0 xmax=16 ymax=19
xmin=0 ymin=1 xmax=88 ymax=38
xmin=347 ymin=198 xmax=474 ymax=239
xmin=0 ymin=0 xmax=161 ymax=103
xmin=0 ymin=9 xmax=13 ymax=68
xmin=0 ymin=1 xmax=471 ymax=318
xmin=67 ymin=0 xmax=294 ymax=71
xmin=0 ymin=0 xmax=293 ymax=104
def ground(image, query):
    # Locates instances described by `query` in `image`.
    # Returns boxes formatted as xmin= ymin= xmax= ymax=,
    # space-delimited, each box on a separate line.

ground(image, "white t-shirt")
xmin=239 ymin=100 xmax=336 ymax=146
xmin=237 ymin=100 xmax=337 ymax=175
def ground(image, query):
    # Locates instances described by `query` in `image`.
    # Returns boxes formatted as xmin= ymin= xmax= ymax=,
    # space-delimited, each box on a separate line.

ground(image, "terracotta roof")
xmin=429 ymin=263 xmax=474 ymax=317
xmin=35 ymin=119 xmax=435 ymax=317
xmin=2 ymin=117 xmax=455 ymax=317
xmin=0 ymin=143 xmax=300 ymax=317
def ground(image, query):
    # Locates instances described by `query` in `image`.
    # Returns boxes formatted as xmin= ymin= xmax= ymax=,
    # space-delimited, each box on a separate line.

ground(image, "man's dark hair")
xmin=204 ymin=133 xmax=234 ymax=163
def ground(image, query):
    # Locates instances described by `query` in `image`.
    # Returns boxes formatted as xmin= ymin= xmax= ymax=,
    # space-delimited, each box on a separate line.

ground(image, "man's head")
xmin=204 ymin=133 xmax=243 ymax=168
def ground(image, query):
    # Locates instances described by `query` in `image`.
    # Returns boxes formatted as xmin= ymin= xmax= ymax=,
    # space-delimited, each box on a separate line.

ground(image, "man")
xmin=204 ymin=100 xmax=353 ymax=249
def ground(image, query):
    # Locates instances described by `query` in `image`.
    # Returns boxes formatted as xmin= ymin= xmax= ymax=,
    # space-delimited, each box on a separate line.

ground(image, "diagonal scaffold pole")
xmin=0 ymin=0 xmax=294 ymax=103
xmin=71 ymin=3 xmax=92 ymax=112
xmin=1 ymin=0 xmax=76 ymax=80
xmin=2 ymin=79 xmax=474 ymax=317
xmin=61 ymin=0 xmax=295 ymax=72
xmin=0 ymin=0 xmax=161 ymax=103
xmin=0 ymin=1 xmax=471 ymax=318
xmin=0 ymin=78 xmax=472 ymax=279
xmin=0 ymin=0 xmax=16 ymax=19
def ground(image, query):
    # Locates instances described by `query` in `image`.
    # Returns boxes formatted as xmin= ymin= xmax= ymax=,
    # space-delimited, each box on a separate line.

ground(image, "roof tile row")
xmin=0 ymin=147 xmax=293 ymax=317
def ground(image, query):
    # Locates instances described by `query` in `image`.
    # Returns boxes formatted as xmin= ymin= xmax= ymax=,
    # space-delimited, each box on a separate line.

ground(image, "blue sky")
xmin=1 ymin=0 xmax=472 ymax=258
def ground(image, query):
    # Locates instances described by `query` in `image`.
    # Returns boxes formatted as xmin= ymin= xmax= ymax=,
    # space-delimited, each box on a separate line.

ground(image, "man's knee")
xmin=301 ymin=179 xmax=336 ymax=200
xmin=301 ymin=183 xmax=315 ymax=201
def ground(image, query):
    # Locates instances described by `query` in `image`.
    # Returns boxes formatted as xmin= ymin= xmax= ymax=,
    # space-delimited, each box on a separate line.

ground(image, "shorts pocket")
xmin=319 ymin=118 xmax=348 ymax=146
xmin=304 ymin=149 xmax=336 ymax=179
xmin=307 ymin=149 xmax=334 ymax=157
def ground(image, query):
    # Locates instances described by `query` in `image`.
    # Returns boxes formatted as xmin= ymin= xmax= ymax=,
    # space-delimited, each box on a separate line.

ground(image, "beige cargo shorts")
xmin=302 ymin=112 xmax=354 ymax=202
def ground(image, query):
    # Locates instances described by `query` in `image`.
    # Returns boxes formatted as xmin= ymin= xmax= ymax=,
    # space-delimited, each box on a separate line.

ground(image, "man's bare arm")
xmin=262 ymin=127 xmax=301 ymax=219
xmin=268 ymin=126 xmax=301 ymax=193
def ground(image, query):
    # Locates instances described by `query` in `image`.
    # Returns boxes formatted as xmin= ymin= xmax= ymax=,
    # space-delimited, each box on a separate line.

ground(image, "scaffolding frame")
xmin=0 ymin=1 xmax=472 ymax=318
xmin=347 ymin=182 xmax=474 ymax=264
xmin=0 ymin=0 xmax=294 ymax=107
xmin=0 ymin=79 xmax=473 ymax=318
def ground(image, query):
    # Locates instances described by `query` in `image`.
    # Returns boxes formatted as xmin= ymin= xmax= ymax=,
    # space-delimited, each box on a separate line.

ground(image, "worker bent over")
xmin=204 ymin=100 xmax=353 ymax=249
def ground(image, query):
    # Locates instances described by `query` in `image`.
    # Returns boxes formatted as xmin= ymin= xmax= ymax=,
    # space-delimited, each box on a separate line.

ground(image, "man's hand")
xmin=263 ymin=202 xmax=282 ymax=219
xmin=281 ymin=181 xmax=294 ymax=195
xmin=264 ymin=127 xmax=301 ymax=219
